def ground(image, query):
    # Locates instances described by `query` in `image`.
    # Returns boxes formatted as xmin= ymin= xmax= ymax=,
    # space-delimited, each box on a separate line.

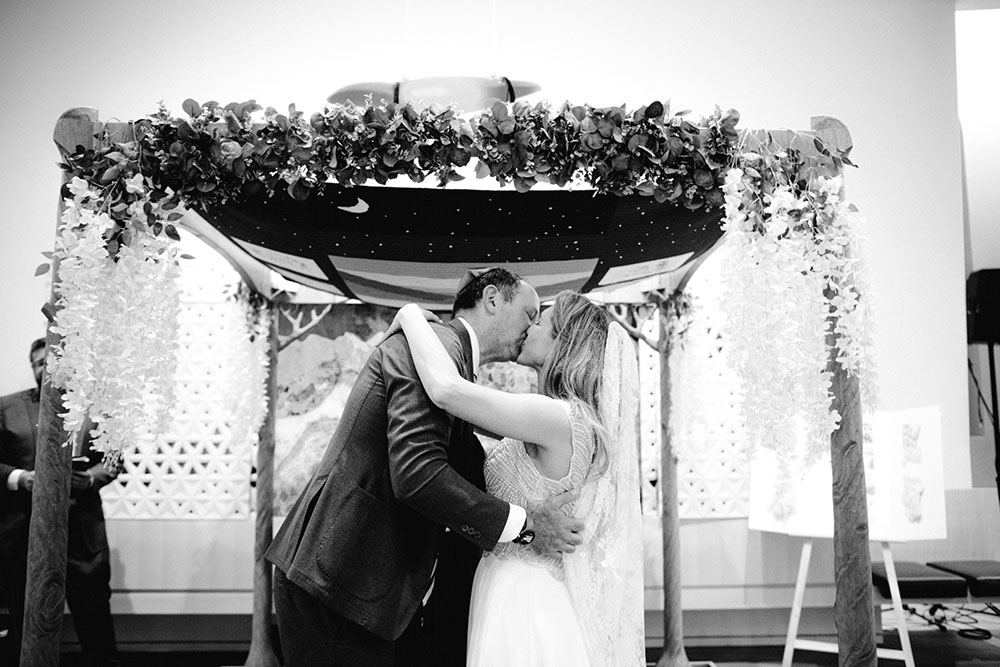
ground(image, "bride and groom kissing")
xmin=266 ymin=268 xmax=644 ymax=666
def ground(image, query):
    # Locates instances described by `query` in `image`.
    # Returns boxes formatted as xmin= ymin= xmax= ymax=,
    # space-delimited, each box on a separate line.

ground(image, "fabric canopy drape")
xmin=201 ymin=184 xmax=725 ymax=308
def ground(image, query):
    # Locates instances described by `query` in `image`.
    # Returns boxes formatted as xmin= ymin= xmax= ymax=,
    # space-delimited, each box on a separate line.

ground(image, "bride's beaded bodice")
xmin=483 ymin=399 xmax=596 ymax=580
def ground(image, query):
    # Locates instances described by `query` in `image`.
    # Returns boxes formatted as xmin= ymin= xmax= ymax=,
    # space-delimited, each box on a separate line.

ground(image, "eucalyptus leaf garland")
xmin=58 ymin=98 xmax=741 ymax=261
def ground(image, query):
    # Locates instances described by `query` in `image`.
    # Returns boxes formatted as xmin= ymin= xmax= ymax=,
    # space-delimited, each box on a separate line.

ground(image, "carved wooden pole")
xmin=20 ymin=332 xmax=72 ymax=667
xmin=656 ymin=299 xmax=690 ymax=667
xmin=243 ymin=301 xmax=280 ymax=667
xmin=21 ymin=108 xmax=100 ymax=666
xmin=827 ymin=310 xmax=877 ymax=667
xmin=813 ymin=114 xmax=877 ymax=664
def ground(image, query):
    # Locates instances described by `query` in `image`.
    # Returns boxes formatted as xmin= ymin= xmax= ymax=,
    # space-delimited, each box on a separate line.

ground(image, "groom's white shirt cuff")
xmin=456 ymin=317 xmax=525 ymax=543
xmin=7 ymin=469 xmax=24 ymax=490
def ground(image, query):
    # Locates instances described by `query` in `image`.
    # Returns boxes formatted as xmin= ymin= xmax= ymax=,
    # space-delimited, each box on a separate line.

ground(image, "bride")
xmin=390 ymin=290 xmax=645 ymax=666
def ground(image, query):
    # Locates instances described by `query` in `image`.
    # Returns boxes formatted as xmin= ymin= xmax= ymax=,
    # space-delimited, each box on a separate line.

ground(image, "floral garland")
xmin=51 ymin=94 xmax=873 ymax=476
xmin=47 ymin=177 xmax=181 ymax=465
xmin=719 ymin=146 xmax=876 ymax=497
xmin=44 ymin=96 xmax=739 ymax=462
xmin=57 ymin=98 xmax=741 ymax=262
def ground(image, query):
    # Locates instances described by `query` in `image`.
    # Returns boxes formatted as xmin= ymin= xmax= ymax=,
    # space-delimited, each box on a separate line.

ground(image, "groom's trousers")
xmin=273 ymin=567 xmax=394 ymax=666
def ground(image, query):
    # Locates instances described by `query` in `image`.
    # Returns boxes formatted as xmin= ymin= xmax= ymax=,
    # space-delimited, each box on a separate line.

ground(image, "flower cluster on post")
xmin=47 ymin=177 xmax=181 ymax=464
xmin=719 ymin=140 xmax=875 ymax=505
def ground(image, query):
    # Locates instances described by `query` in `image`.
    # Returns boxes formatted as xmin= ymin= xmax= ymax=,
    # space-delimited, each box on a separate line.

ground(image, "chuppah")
xmin=21 ymin=78 xmax=875 ymax=667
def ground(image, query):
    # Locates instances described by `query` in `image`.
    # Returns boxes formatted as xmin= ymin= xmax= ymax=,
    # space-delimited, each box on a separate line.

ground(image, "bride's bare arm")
xmin=394 ymin=304 xmax=571 ymax=453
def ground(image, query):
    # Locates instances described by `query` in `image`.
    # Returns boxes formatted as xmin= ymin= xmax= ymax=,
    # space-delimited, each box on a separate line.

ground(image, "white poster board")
xmin=748 ymin=406 xmax=946 ymax=541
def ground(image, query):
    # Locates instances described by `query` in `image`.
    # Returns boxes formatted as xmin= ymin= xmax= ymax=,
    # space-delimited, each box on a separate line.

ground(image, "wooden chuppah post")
xmin=243 ymin=300 xmax=280 ymax=667
xmin=649 ymin=268 xmax=711 ymax=667
xmin=644 ymin=115 xmax=873 ymax=665
xmin=826 ymin=319 xmax=876 ymax=666
xmin=21 ymin=334 xmax=72 ymax=667
xmin=242 ymin=302 xmax=332 ymax=666
xmin=815 ymin=116 xmax=876 ymax=665
xmin=21 ymin=107 xmax=102 ymax=667
xmin=611 ymin=289 xmax=701 ymax=667
xmin=737 ymin=117 xmax=875 ymax=664
xmin=656 ymin=293 xmax=689 ymax=667
xmin=808 ymin=117 xmax=876 ymax=666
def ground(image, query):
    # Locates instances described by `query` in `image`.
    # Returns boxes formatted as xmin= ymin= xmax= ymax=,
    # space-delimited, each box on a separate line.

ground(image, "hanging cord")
xmin=502 ymin=77 xmax=516 ymax=102
xmin=968 ymin=358 xmax=997 ymax=428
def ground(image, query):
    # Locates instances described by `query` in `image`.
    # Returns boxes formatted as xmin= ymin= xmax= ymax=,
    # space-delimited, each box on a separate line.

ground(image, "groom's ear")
xmin=481 ymin=284 xmax=500 ymax=314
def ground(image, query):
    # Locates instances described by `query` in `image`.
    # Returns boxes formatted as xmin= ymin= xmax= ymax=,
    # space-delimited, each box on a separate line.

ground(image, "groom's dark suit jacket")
xmin=266 ymin=320 xmax=510 ymax=642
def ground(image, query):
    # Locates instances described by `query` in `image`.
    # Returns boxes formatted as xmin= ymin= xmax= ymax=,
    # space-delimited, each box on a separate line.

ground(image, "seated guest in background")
xmin=0 ymin=337 xmax=121 ymax=667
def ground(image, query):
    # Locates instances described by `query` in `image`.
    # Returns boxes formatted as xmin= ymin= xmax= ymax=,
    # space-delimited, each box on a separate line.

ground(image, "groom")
xmin=266 ymin=268 xmax=584 ymax=666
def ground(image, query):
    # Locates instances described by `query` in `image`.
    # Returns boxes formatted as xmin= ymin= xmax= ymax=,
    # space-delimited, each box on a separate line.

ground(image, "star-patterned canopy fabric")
xmin=200 ymin=183 xmax=725 ymax=309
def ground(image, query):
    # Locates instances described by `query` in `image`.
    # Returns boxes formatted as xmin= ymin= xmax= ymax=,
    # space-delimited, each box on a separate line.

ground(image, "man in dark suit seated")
xmin=267 ymin=269 xmax=584 ymax=666
xmin=0 ymin=338 xmax=120 ymax=667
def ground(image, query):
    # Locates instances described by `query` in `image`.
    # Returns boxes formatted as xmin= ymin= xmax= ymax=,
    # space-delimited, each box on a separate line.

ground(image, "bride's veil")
xmin=563 ymin=320 xmax=645 ymax=666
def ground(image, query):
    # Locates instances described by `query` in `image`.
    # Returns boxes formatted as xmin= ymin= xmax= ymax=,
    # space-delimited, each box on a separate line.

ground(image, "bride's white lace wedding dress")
xmin=467 ymin=387 xmax=645 ymax=666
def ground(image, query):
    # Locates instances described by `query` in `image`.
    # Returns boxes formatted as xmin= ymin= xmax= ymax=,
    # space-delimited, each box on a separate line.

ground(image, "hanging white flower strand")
xmin=223 ymin=291 xmax=271 ymax=459
xmin=48 ymin=176 xmax=181 ymax=466
xmin=720 ymin=163 xmax=876 ymax=494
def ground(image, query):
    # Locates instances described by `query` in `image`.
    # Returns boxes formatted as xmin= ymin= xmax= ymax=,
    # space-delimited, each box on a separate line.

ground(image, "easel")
xmin=782 ymin=537 xmax=915 ymax=667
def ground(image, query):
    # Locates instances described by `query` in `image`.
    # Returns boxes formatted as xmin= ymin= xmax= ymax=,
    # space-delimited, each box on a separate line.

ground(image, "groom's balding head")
xmin=452 ymin=267 xmax=539 ymax=365
xmin=452 ymin=268 xmax=523 ymax=317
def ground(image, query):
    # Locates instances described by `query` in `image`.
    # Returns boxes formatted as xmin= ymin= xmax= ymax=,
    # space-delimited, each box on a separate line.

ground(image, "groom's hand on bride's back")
xmin=528 ymin=491 xmax=585 ymax=557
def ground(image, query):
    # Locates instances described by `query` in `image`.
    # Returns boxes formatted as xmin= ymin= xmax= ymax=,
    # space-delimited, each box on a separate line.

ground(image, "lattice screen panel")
xmin=670 ymin=251 xmax=750 ymax=520
xmin=101 ymin=239 xmax=255 ymax=519
xmin=669 ymin=317 xmax=749 ymax=520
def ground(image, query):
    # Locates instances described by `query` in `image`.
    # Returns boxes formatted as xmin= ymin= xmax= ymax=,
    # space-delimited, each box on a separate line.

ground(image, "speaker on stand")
xmin=968 ymin=269 xmax=1000 ymax=510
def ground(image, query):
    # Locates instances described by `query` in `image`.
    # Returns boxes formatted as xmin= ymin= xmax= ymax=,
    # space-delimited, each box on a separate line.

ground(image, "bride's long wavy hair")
xmin=538 ymin=290 xmax=613 ymax=476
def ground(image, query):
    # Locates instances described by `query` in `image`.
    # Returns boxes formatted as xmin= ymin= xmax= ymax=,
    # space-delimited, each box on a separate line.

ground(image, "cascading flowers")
xmin=720 ymin=154 xmax=876 ymax=506
xmin=223 ymin=288 xmax=271 ymax=464
xmin=46 ymin=176 xmax=181 ymax=466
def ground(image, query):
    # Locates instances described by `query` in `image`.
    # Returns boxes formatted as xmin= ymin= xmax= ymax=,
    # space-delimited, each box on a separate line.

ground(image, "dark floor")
xmin=5 ymin=604 xmax=999 ymax=666
xmin=41 ymin=631 xmax=1000 ymax=667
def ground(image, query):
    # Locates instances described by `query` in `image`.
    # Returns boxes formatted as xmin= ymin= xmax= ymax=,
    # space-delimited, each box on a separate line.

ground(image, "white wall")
xmin=0 ymin=0 xmax=972 ymax=488
xmin=958 ymin=9 xmax=1000 ymax=488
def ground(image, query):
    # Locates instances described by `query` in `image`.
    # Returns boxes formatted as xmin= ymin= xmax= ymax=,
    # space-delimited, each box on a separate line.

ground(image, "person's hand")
xmin=383 ymin=304 xmax=442 ymax=340
xmin=17 ymin=470 xmax=35 ymax=492
xmin=527 ymin=491 xmax=585 ymax=557
xmin=70 ymin=470 xmax=95 ymax=491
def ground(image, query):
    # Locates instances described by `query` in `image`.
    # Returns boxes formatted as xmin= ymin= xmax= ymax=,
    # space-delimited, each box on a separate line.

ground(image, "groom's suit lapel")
xmin=443 ymin=320 xmax=486 ymax=491
xmin=445 ymin=320 xmax=475 ymax=382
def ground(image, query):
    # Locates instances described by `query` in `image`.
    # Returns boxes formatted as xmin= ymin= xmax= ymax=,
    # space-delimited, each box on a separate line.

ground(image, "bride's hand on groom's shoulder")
xmin=382 ymin=303 xmax=442 ymax=342
xmin=528 ymin=491 xmax=585 ymax=558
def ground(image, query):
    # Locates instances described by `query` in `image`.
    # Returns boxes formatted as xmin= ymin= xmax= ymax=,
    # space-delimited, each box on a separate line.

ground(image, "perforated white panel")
xmin=669 ymin=252 xmax=750 ymax=520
